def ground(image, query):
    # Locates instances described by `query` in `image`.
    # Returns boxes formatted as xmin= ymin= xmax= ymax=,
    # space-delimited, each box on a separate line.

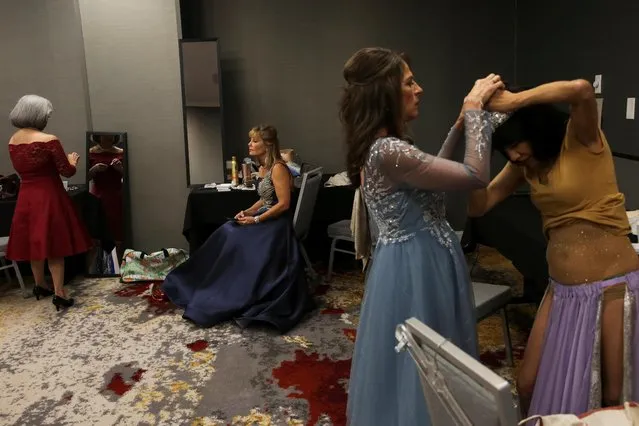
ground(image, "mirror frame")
xmin=85 ymin=131 xmax=131 ymax=277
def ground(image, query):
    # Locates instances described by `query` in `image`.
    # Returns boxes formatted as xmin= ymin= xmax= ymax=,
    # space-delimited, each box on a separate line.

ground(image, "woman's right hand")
xmin=67 ymin=152 xmax=80 ymax=166
xmin=234 ymin=210 xmax=245 ymax=220
xmin=463 ymin=74 xmax=504 ymax=110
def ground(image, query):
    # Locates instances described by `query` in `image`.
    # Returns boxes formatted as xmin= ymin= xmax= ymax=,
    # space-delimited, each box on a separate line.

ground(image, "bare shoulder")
xmin=271 ymin=161 xmax=290 ymax=174
xmin=9 ymin=130 xmax=57 ymax=145
xmin=271 ymin=162 xmax=292 ymax=186
xmin=33 ymin=132 xmax=58 ymax=143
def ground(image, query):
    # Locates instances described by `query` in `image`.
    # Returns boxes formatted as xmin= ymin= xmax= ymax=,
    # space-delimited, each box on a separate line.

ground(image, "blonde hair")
xmin=249 ymin=124 xmax=283 ymax=170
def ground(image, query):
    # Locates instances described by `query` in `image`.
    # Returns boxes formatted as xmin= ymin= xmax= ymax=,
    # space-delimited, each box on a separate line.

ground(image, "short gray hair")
xmin=9 ymin=95 xmax=53 ymax=130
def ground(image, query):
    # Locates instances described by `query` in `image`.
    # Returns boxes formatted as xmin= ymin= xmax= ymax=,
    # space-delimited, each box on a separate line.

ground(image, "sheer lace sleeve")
xmin=437 ymin=112 xmax=510 ymax=159
xmin=378 ymin=110 xmax=492 ymax=191
xmin=48 ymin=140 xmax=76 ymax=178
xmin=437 ymin=124 xmax=463 ymax=159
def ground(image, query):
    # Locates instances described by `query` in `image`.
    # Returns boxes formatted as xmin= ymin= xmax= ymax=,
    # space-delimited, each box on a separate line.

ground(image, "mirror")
xmin=85 ymin=131 xmax=130 ymax=276
xmin=179 ymin=38 xmax=226 ymax=186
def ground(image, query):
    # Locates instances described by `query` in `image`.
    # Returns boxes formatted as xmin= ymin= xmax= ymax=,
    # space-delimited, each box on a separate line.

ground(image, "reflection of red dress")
xmin=7 ymin=140 xmax=92 ymax=261
xmin=88 ymin=150 xmax=124 ymax=241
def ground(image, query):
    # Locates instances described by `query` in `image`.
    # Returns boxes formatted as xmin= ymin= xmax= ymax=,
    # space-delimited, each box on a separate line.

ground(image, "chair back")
xmin=300 ymin=162 xmax=318 ymax=175
xmin=396 ymin=318 xmax=520 ymax=426
xmin=293 ymin=167 xmax=323 ymax=241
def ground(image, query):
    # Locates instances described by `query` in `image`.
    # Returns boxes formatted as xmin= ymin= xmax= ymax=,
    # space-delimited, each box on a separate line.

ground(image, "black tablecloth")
xmin=464 ymin=193 xmax=549 ymax=303
xmin=183 ymin=183 xmax=355 ymax=262
xmin=0 ymin=186 xmax=110 ymax=283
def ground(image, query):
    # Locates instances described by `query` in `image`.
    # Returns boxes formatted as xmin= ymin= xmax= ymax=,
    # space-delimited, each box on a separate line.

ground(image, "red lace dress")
xmin=6 ymin=140 xmax=92 ymax=261
xmin=88 ymin=150 xmax=124 ymax=241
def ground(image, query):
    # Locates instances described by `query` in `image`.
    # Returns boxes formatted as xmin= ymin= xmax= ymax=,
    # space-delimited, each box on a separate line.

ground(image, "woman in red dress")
xmin=88 ymin=135 xmax=124 ymax=261
xmin=6 ymin=95 xmax=92 ymax=311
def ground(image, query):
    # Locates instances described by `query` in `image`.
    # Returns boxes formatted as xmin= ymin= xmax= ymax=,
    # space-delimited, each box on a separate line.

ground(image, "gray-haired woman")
xmin=6 ymin=95 xmax=92 ymax=311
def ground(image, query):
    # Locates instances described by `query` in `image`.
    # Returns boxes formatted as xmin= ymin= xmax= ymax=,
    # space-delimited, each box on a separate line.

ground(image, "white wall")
xmin=0 ymin=0 xmax=90 ymax=182
xmin=78 ymin=0 xmax=188 ymax=250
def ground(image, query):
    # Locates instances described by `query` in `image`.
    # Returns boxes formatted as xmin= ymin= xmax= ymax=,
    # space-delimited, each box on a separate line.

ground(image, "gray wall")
xmin=516 ymin=0 xmax=639 ymax=210
xmin=78 ymin=0 xmax=188 ymax=250
xmin=195 ymin=0 xmax=517 ymax=228
xmin=0 ymin=0 xmax=90 ymax=183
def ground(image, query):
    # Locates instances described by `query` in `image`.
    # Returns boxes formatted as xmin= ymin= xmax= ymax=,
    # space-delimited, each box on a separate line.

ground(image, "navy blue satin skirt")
xmin=162 ymin=215 xmax=313 ymax=332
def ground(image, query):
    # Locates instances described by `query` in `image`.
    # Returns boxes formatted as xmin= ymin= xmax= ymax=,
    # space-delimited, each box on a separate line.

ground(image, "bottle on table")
xmin=231 ymin=156 xmax=238 ymax=186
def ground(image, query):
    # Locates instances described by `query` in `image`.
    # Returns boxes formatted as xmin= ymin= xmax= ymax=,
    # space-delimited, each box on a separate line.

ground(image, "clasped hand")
xmin=234 ymin=210 xmax=255 ymax=226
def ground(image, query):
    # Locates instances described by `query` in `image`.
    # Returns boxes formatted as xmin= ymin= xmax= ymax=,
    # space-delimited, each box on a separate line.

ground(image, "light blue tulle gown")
xmin=347 ymin=110 xmax=498 ymax=425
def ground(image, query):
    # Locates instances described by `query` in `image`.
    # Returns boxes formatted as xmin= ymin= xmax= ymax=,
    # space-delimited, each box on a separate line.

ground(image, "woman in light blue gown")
xmin=340 ymin=48 xmax=506 ymax=425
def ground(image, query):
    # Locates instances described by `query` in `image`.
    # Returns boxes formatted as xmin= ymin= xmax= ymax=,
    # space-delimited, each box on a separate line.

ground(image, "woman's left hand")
xmin=236 ymin=216 xmax=255 ymax=226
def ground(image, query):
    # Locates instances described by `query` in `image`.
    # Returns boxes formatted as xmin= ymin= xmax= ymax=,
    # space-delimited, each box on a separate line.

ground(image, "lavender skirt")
xmin=528 ymin=269 xmax=639 ymax=418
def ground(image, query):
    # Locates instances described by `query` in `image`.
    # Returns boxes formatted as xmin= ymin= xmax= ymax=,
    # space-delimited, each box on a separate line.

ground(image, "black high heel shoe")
xmin=52 ymin=295 xmax=75 ymax=311
xmin=33 ymin=285 xmax=55 ymax=300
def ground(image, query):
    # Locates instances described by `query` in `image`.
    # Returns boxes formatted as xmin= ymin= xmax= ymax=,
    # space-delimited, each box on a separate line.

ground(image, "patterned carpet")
xmin=0 ymin=246 xmax=535 ymax=425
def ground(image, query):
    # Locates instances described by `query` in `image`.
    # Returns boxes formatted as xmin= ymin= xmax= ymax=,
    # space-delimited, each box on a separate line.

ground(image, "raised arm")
xmin=378 ymin=109 xmax=493 ymax=191
xmin=48 ymin=139 xmax=77 ymax=178
xmin=487 ymin=80 xmax=600 ymax=150
xmin=437 ymin=117 xmax=464 ymax=159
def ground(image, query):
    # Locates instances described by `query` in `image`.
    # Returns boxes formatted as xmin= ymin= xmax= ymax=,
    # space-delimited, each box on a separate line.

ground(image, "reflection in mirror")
xmin=85 ymin=131 xmax=129 ymax=276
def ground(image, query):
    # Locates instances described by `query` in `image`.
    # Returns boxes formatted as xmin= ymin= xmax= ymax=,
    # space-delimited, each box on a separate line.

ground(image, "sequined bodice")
xmin=363 ymin=137 xmax=454 ymax=250
xmin=257 ymin=169 xmax=278 ymax=209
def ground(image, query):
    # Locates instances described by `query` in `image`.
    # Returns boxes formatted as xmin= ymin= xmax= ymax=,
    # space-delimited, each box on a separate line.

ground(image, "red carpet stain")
xmin=272 ymin=350 xmax=351 ymax=426
xmin=114 ymin=282 xmax=177 ymax=315
xmin=114 ymin=283 xmax=150 ymax=297
xmin=105 ymin=368 xmax=147 ymax=396
xmin=342 ymin=329 xmax=356 ymax=342
xmin=186 ymin=339 xmax=209 ymax=352
xmin=320 ymin=308 xmax=345 ymax=315
xmin=141 ymin=293 xmax=176 ymax=315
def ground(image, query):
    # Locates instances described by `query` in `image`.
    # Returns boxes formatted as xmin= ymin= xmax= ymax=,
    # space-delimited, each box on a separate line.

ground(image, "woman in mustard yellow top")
xmin=469 ymin=80 xmax=639 ymax=419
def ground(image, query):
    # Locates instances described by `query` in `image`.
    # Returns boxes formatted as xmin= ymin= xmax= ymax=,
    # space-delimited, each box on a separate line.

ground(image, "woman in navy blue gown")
xmin=162 ymin=125 xmax=312 ymax=332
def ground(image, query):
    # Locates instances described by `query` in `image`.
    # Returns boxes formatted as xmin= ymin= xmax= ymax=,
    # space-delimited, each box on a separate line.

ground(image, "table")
xmin=0 ymin=185 xmax=110 ymax=283
xmin=182 ymin=181 xmax=355 ymax=262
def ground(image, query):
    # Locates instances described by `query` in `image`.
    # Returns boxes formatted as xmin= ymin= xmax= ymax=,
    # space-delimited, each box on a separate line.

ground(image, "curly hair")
xmin=339 ymin=47 xmax=408 ymax=187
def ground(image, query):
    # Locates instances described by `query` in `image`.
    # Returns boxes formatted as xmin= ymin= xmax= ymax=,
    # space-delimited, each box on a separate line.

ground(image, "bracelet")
xmin=463 ymin=96 xmax=484 ymax=109
xmin=254 ymin=215 xmax=260 ymax=224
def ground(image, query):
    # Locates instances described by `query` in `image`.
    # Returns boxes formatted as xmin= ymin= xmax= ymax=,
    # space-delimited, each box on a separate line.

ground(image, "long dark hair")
xmin=339 ymin=47 xmax=407 ymax=187
xmin=492 ymin=87 xmax=569 ymax=164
